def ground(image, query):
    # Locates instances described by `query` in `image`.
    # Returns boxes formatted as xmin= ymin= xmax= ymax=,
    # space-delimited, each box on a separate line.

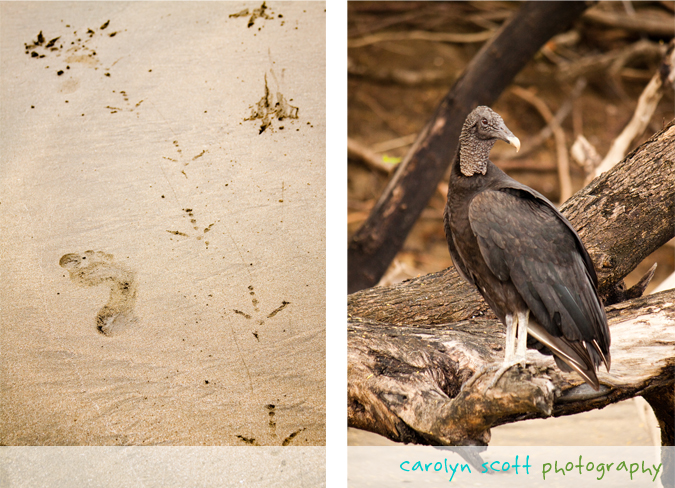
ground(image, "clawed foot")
xmin=463 ymin=358 xmax=527 ymax=394
xmin=462 ymin=363 xmax=494 ymax=390
xmin=486 ymin=358 xmax=527 ymax=391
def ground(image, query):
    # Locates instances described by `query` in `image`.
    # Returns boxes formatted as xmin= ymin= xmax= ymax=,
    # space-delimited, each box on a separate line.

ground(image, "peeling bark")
xmin=348 ymin=290 xmax=675 ymax=446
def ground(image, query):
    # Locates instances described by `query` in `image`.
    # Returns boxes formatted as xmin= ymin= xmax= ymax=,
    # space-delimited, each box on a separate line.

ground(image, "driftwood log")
xmin=347 ymin=1 xmax=594 ymax=293
xmin=348 ymin=292 xmax=675 ymax=444
xmin=348 ymin=122 xmax=675 ymax=480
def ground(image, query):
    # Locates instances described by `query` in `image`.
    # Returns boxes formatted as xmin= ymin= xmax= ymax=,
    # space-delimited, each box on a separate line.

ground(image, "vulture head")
xmin=458 ymin=106 xmax=520 ymax=176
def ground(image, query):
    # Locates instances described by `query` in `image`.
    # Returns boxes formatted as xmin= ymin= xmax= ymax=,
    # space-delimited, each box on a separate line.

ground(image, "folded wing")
xmin=468 ymin=189 xmax=610 ymax=384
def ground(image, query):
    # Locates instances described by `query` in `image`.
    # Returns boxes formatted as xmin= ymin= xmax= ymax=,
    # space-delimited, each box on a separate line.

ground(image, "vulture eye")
xmin=481 ymin=118 xmax=488 ymax=126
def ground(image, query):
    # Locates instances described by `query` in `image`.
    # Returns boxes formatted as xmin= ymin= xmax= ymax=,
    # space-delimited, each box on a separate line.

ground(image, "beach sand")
xmin=0 ymin=1 xmax=326 ymax=449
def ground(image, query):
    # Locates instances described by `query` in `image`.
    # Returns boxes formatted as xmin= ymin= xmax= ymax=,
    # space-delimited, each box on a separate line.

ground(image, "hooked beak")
xmin=495 ymin=126 xmax=521 ymax=153
xmin=507 ymin=135 xmax=521 ymax=153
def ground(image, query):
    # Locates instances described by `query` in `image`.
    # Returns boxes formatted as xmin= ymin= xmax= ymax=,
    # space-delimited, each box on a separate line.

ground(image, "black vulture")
xmin=444 ymin=106 xmax=611 ymax=390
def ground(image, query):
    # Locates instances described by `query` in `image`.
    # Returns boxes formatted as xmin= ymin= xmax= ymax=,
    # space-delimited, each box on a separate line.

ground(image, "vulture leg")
xmin=462 ymin=314 xmax=517 ymax=390
xmin=504 ymin=313 xmax=517 ymax=362
xmin=462 ymin=314 xmax=530 ymax=392
xmin=515 ymin=310 xmax=529 ymax=359
xmin=484 ymin=312 xmax=528 ymax=392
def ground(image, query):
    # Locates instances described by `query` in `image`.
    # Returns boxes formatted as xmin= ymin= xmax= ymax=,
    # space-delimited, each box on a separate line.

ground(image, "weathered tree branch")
xmin=348 ymin=1 xmax=594 ymax=293
xmin=348 ymin=290 xmax=675 ymax=446
xmin=594 ymin=40 xmax=675 ymax=178
xmin=503 ymin=78 xmax=587 ymax=162
xmin=582 ymin=6 xmax=675 ymax=37
xmin=348 ymin=29 xmax=495 ymax=49
xmin=510 ymin=85 xmax=573 ymax=203
xmin=348 ymin=137 xmax=396 ymax=174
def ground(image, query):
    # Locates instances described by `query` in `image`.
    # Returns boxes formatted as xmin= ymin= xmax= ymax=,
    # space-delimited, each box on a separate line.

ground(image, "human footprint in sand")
xmin=59 ymin=250 xmax=137 ymax=336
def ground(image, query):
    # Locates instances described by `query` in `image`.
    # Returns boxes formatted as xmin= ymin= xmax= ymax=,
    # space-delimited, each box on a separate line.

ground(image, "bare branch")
xmin=348 ymin=29 xmax=496 ymax=49
xmin=511 ymin=86 xmax=573 ymax=203
xmin=594 ymin=40 xmax=675 ymax=178
xmin=557 ymin=40 xmax=664 ymax=83
xmin=372 ymin=134 xmax=417 ymax=153
xmin=348 ymin=137 xmax=396 ymax=174
xmin=503 ymin=78 xmax=586 ymax=161
xmin=348 ymin=57 xmax=454 ymax=86
xmin=348 ymin=290 xmax=675 ymax=446
xmin=582 ymin=7 xmax=675 ymax=37
xmin=571 ymin=134 xmax=602 ymax=175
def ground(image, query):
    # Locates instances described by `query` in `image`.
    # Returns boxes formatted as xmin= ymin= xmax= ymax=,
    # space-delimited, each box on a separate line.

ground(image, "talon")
xmin=482 ymin=359 xmax=527 ymax=393
xmin=462 ymin=363 xmax=499 ymax=391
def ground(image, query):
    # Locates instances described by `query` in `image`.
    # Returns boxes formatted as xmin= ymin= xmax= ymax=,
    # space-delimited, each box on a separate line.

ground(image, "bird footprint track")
xmin=162 ymin=139 xmax=207 ymax=178
xmin=235 ymin=404 xmax=306 ymax=446
xmin=166 ymin=208 xmax=216 ymax=249
xmin=59 ymin=250 xmax=137 ymax=336
xmin=105 ymin=89 xmax=143 ymax=114
xmin=232 ymin=285 xmax=290 ymax=341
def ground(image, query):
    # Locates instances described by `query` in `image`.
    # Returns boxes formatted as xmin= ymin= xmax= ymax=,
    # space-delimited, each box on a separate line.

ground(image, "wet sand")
xmin=0 ymin=1 xmax=326 ymax=447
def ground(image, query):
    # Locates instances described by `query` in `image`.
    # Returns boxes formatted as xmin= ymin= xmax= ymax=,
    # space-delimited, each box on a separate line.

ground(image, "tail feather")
xmin=527 ymin=321 xmax=601 ymax=390
xmin=592 ymin=339 xmax=611 ymax=371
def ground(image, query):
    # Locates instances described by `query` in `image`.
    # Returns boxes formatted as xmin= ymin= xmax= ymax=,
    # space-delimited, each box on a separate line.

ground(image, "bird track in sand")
xmin=232 ymin=284 xmax=290 ymax=341
xmin=235 ymin=403 xmax=306 ymax=446
xmin=166 ymin=207 xmax=216 ymax=249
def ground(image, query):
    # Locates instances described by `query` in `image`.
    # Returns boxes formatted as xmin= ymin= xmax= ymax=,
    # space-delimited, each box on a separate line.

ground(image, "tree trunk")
xmin=348 ymin=1 xmax=595 ymax=293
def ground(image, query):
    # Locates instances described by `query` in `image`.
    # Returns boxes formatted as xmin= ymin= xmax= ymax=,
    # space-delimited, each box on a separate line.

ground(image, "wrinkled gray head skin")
xmin=458 ymin=106 xmax=520 ymax=176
